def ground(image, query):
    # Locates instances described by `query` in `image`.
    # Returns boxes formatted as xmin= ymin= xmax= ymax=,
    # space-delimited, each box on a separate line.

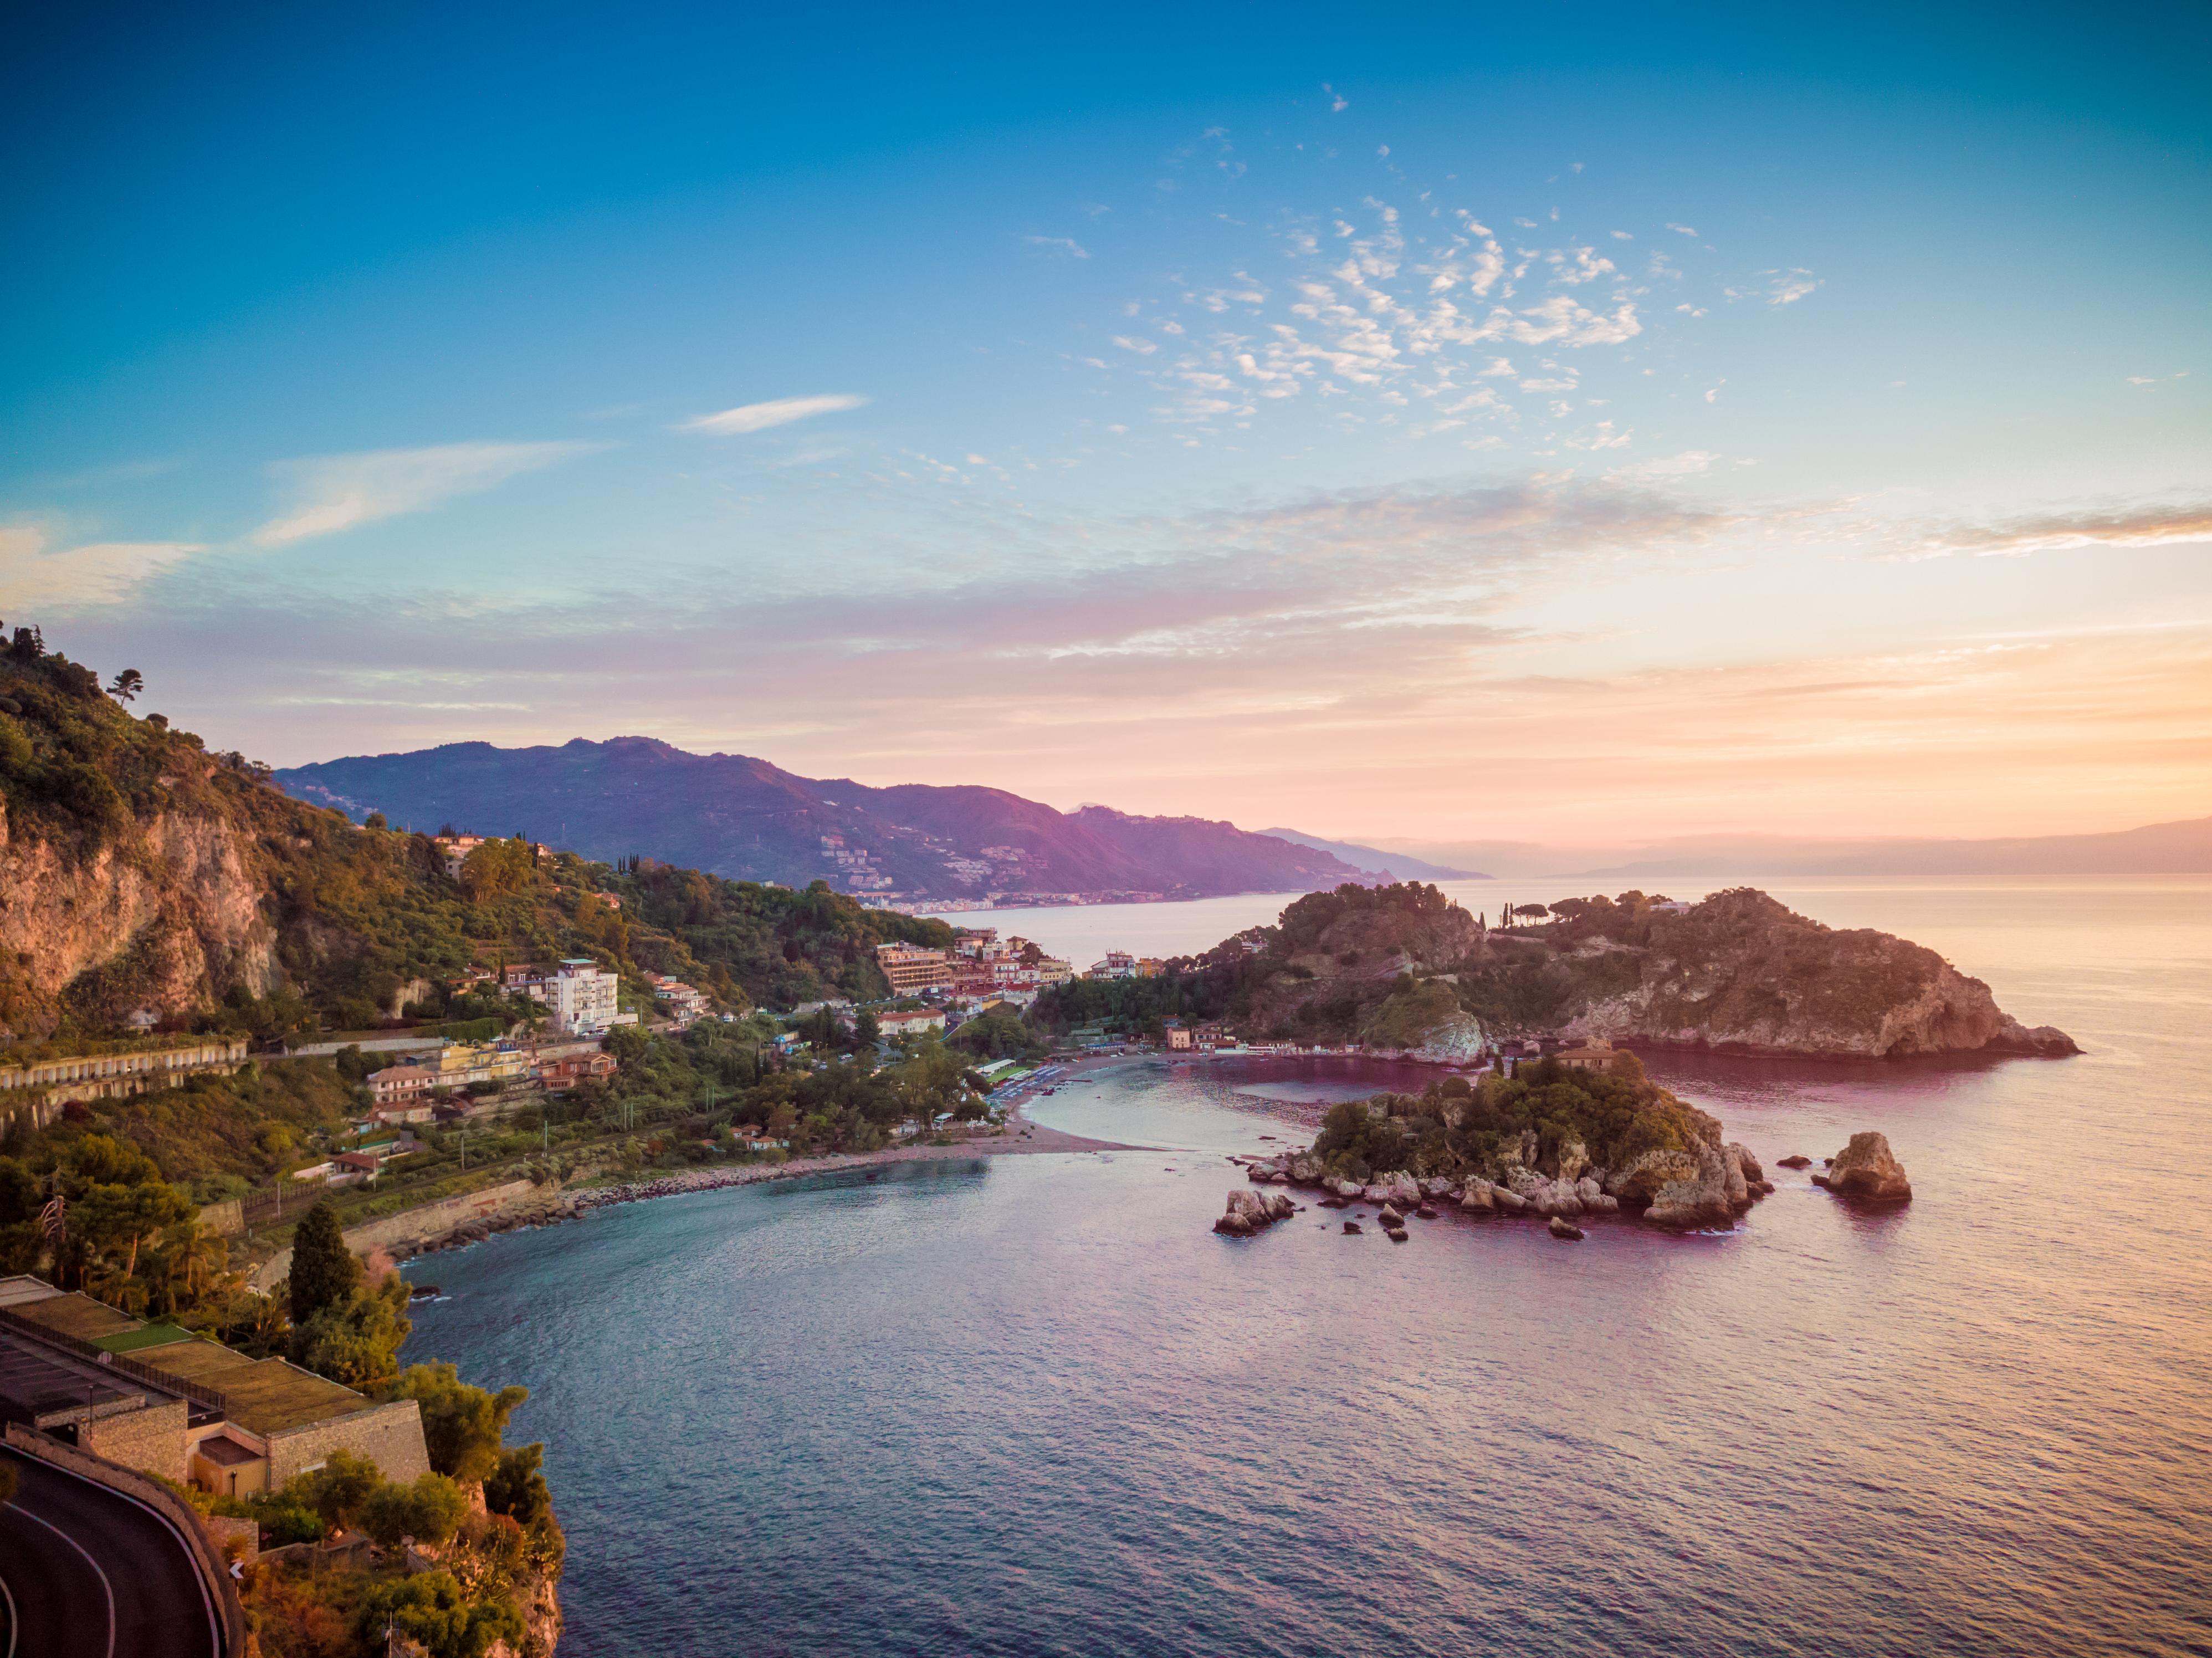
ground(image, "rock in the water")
xmin=1386 ymin=1226 xmax=1410 ymax=1243
xmin=1319 ymin=1196 xmax=1348 ymax=1209
xmin=1727 ymin=1143 xmax=1765 ymax=1186
xmin=1414 ymin=1204 xmax=1438 ymax=1220
xmin=1460 ymin=1179 xmax=1497 ymax=1215
xmin=1216 ymin=1188 xmax=1297 ymax=1236
xmin=1377 ymin=1204 xmax=1405 ymax=1226
xmin=1490 ymin=1186 xmax=1529 ymax=1215
xmin=1343 ymin=1219 xmax=1364 ymax=1234
xmin=1420 ymin=1176 xmax=1456 ymax=1200
xmin=1549 ymin=1215 xmax=1586 ymax=1241
xmin=1777 ymin=1154 xmax=1811 ymax=1169
xmin=1329 ymin=1176 xmax=1366 ymax=1200
xmin=1582 ymin=1193 xmax=1620 ymax=1215
xmin=1988 ymin=1016 xmax=2082 ymax=1057
xmin=1824 ymin=1131 xmax=1912 ymax=1202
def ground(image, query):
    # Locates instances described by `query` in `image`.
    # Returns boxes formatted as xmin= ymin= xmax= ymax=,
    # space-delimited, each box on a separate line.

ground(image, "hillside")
xmin=0 ymin=636 xmax=950 ymax=1045
xmin=274 ymin=738 xmax=1369 ymax=901
xmin=1031 ymin=882 xmax=2077 ymax=1060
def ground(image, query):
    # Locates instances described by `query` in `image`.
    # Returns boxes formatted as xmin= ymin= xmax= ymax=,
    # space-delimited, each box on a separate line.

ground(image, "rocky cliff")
xmin=1464 ymin=887 xmax=2076 ymax=1059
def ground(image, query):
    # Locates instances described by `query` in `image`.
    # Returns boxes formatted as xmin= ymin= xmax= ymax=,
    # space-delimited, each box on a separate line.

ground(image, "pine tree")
xmin=289 ymin=1199 xmax=360 ymax=1326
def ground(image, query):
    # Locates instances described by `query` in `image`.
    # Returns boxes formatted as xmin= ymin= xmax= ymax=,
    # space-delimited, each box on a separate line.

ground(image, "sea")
xmin=403 ymin=876 xmax=2212 ymax=1656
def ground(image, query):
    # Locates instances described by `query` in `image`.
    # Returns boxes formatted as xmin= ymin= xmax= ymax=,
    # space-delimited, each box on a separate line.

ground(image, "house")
xmin=536 ymin=1051 xmax=616 ymax=1091
xmin=1085 ymin=950 xmax=1136 ymax=980
xmin=649 ymin=975 xmax=708 ymax=1027
xmin=1164 ymin=1020 xmax=1192 ymax=1051
xmin=877 ymin=1007 xmax=946 ymax=1037
xmin=504 ymin=959 xmax=621 ymax=1035
xmin=1554 ymin=1038 xmax=1619 ymax=1072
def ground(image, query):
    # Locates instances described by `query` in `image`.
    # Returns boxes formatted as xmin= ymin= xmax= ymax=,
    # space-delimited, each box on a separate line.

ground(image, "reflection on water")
xmin=407 ymin=879 xmax=2212 ymax=1658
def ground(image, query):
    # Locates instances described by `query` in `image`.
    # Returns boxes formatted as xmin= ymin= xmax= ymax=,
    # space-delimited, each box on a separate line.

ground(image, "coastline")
xmin=393 ymin=1099 xmax=1149 ymax=1265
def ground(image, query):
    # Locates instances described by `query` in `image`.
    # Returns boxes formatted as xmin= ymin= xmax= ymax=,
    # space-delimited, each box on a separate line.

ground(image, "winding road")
xmin=0 ymin=1447 xmax=222 ymax=1658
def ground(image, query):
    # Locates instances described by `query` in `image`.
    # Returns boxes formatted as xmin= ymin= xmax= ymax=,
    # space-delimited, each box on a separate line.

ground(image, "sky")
xmin=3 ymin=0 xmax=2208 ymax=847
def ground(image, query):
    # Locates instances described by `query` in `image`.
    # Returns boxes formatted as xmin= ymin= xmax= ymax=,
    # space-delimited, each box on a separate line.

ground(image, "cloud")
xmin=0 ymin=524 xmax=206 ymax=607
xmin=1912 ymin=503 xmax=2212 ymax=560
xmin=1666 ymin=223 xmax=1698 ymax=237
xmin=1729 ymin=269 xmax=1820 ymax=306
xmin=676 ymin=395 xmax=869 ymax=437
xmin=1020 ymin=235 xmax=1090 ymax=259
xmin=1609 ymin=450 xmax=1719 ymax=481
xmin=1322 ymin=82 xmax=1348 ymax=112
xmin=253 ymin=441 xmax=601 ymax=546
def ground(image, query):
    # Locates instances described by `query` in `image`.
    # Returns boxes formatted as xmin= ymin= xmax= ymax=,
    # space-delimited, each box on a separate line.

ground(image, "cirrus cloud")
xmin=675 ymin=393 xmax=871 ymax=436
xmin=253 ymin=441 xmax=602 ymax=547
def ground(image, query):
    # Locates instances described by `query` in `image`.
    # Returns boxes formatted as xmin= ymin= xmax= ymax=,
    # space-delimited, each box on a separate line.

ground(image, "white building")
xmin=541 ymin=959 xmax=621 ymax=1035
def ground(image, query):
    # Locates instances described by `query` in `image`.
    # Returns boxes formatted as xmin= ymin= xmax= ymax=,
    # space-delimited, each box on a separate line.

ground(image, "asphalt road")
xmin=0 ymin=1446 xmax=222 ymax=1658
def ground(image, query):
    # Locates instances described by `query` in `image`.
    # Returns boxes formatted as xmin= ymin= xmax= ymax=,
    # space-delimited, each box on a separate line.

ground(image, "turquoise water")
xmin=406 ymin=879 xmax=2212 ymax=1656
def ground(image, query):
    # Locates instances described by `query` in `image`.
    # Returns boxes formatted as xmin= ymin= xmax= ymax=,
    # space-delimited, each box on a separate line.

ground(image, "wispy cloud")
xmin=1912 ymin=502 xmax=2212 ymax=560
xmin=253 ymin=441 xmax=600 ymax=546
xmin=0 ymin=524 xmax=206 ymax=607
xmin=1728 ymin=268 xmax=1820 ymax=306
xmin=1020 ymin=235 xmax=1090 ymax=259
xmin=675 ymin=395 xmax=870 ymax=436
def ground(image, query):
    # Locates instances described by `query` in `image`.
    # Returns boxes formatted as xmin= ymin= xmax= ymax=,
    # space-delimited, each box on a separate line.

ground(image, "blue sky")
xmin=4 ymin=2 xmax=2208 ymax=845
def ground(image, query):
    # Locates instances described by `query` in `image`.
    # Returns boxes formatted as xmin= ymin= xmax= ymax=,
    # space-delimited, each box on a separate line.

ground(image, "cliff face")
xmin=0 ymin=796 xmax=279 ymax=1036
xmin=1508 ymin=888 xmax=2078 ymax=1058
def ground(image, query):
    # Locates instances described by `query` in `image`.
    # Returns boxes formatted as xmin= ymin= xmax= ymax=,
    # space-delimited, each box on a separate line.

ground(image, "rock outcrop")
xmin=1215 ymin=1188 xmax=1296 ymax=1236
xmin=1811 ymin=1132 xmax=1912 ymax=1203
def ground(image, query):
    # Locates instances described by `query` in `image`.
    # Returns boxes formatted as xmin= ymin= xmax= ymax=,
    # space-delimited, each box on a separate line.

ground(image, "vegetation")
xmin=1309 ymin=1051 xmax=1711 ymax=1186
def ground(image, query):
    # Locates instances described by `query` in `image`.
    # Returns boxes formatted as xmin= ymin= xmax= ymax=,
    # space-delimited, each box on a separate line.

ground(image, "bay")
xmin=404 ymin=877 xmax=2212 ymax=1656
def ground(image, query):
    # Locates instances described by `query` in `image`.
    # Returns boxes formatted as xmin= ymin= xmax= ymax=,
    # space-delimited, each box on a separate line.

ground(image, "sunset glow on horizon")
xmin=4 ymin=4 xmax=2206 ymax=847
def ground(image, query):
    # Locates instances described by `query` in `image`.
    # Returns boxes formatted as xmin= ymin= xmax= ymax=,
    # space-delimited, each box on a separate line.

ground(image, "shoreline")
xmin=395 ymin=1106 xmax=1149 ymax=1265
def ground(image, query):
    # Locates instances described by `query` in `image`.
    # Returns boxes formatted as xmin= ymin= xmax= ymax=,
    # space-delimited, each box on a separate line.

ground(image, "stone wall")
xmin=83 ymin=1395 xmax=189 ymax=1482
xmin=249 ymin=1178 xmax=544 ymax=1290
xmin=265 ymin=1398 xmax=430 ymax=1487
xmin=198 ymin=1198 xmax=245 ymax=1237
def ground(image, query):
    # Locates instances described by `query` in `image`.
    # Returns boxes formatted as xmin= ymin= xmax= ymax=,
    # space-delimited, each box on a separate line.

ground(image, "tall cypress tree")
xmin=289 ymin=1199 xmax=360 ymax=1326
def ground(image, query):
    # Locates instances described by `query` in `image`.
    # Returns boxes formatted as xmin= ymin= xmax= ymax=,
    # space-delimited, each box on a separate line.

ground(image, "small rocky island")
xmin=1212 ymin=1050 xmax=1918 ymax=1240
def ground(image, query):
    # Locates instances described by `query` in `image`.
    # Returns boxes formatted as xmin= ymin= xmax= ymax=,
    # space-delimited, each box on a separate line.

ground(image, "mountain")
xmin=274 ymin=738 xmax=1370 ymax=902
xmin=1376 ymin=817 xmax=2212 ymax=878
xmin=1259 ymin=828 xmax=1485 ymax=882
xmin=0 ymin=640 xmax=956 ymax=1042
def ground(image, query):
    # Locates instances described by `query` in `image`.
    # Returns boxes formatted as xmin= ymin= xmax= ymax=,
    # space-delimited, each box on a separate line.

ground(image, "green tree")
xmin=288 ymin=1199 xmax=359 ymax=1326
xmin=363 ymin=1571 xmax=526 ymax=1658
xmin=483 ymin=1443 xmax=552 ymax=1528
xmin=360 ymin=1472 xmax=470 ymax=1548
xmin=290 ymin=1273 xmax=411 ymax=1388
xmin=384 ymin=1363 xmax=529 ymax=1484
xmin=106 ymin=668 xmax=144 ymax=702
xmin=289 ymin=1449 xmax=382 ymax=1531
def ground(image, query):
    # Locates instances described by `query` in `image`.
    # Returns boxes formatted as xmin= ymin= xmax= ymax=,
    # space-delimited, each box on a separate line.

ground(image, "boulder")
xmin=1582 ymin=1194 xmax=1620 ymax=1215
xmin=1215 ymin=1188 xmax=1297 ymax=1236
xmin=1319 ymin=1196 xmax=1348 ymax=1209
xmin=1777 ymin=1154 xmax=1811 ymax=1169
xmin=1289 ymin=1153 xmax=1325 ymax=1185
xmin=1727 ymin=1143 xmax=1766 ymax=1186
xmin=1377 ymin=1204 xmax=1405 ymax=1226
xmin=1386 ymin=1227 xmax=1410 ymax=1243
xmin=1575 ymin=1176 xmax=1603 ymax=1204
xmin=1329 ymin=1176 xmax=1366 ymax=1200
xmin=1364 ymin=1171 xmax=1422 ymax=1208
xmin=1420 ymin=1176 xmax=1457 ymax=1200
xmin=1642 ymin=1142 xmax=1739 ymax=1230
xmin=1824 ymin=1132 xmax=1912 ymax=1203
xmin=1489 ymin=1186 xmax=1529 ymax=1215
xmin=1460 ymin=1181 xmax=1496 ymax=1216
xmin=1414 ymin=1205 xmax=1438 ymax=1220
xmin=1549 ymin=1216 xmax=1585 ymax=1241
xmin=1343 ymin=1219 xmax=1364 ymax=1235
xmin=1556 ymin=1138 xmax=1591 ymax=1183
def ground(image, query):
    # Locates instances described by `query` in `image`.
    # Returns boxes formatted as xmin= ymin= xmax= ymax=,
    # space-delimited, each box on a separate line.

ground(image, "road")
xmin=0 ymin=1446 xmax=222 ymax=1658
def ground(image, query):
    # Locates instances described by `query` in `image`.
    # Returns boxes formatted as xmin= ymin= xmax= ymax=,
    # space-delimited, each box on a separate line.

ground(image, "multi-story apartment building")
xmin=877 ymin=942 xmax=955 ymax=995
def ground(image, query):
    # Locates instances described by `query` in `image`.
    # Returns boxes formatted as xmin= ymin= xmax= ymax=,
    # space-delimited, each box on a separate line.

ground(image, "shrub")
xmin=360 ymin=1472 xmax=469 ymax=1549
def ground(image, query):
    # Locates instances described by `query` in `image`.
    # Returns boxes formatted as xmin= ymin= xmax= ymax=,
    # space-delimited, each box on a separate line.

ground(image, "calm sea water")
xmin=407 ymin=878 xmax=2212 ymax=1656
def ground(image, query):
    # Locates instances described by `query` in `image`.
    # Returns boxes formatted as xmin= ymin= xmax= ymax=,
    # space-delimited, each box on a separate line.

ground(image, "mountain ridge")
xmin=276 ymin=737 xmax=1371 ymax=902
